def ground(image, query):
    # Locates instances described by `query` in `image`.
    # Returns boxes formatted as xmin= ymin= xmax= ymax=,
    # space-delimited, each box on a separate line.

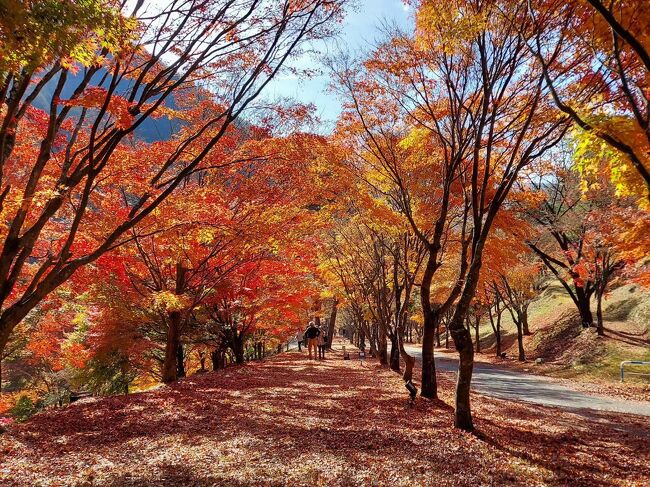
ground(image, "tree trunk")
xmin=327 ymin=299 xmax=338 ymax=349
xmin=210 ymin=350 xmax=219 ymax=370
xmin=199 ymin=352 xmax=206 ymax=371
xmin=161 ymin=262 xmax=187 ymax=384
xmin=215 ymin=349 xmax=226 ymax=369
xmin=495 ymin=324 xmax=501 ymax=357
xmin=474 ymin=317 xmax=481 ymax=353
xmin=378 ymin=324 xmax=388 ymax=365
xmin=449 ymin=291 xmax=475 ymax=430
xmin=576 ymin=290 xmax=594 ymax=328
xmin=398 ymin=326 xmax=415 ymax=382
xmin=232 ymin=335 xmax=245 ymax=364
xmin=176 ymin=343 xmax=186 ymax=378
xmin=420 ymin=312 xmax=438 ymax=399
xmin=420 ymin=253 xmax=438 ymax=399
xmin=162 ymin=312 xmax=180 ymax=383
xmin=516 ymin=322 xmax=525 ymax=361
xmin=435 ymin=319 xmax=441 ymax=347
xmin=521 ymin=309 xmax=531 ymax=335
xmin=389 ymin=335 xmax=400 ymax=372
xmin=596 ymin=290 xmax=605 ymax=336
xmin=448 ymin=259 xmax=483 ymax=432
xmin=454 ymin=334 xmax=474 ymax=430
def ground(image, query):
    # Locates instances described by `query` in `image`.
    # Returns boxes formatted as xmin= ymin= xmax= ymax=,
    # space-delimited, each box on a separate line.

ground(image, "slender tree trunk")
xmin=161 ymin=262 xmax=187 ymax=384
xmin=176 ymin=343 xmax=185 ymax=378
xmin=516 ymin=322 xmax=525 ymax=361
xmin=521 ymin=309 xmax=531 ymax=336
xmin=448 ymin=260 xmax=483 ymax=431
xmin=495 ymin=327 xmax=501 ymax=357
xmin=474 ymin=317 xmax=481 ymax=353
xmin=435 ymin=320 xmax=441 ymax=347
xmin=449 ymin=299 xmax=474 ymax=430
xmin=420 ymin=253 xmax=438 ymax=399
xmin=199 ymin=352 xmax=206 ymax=372
xmin=389 ymin=335 xmax=400 ymax=372
xmin=489 ymin=312 xmax=502 ymax=358
xmin=421 ymin=312 xmax=438 ymax=399
xmin=454 ymin=334 xmax=474 ymax=430
xmin=398 ymin=325 xmax=415 ymax=382
xmin=596 ymin=290 xmax=605 ymax=336
xmin=327 ymin=299 xmax=338 ymax=349
xmin=378 ymin=324 xmax=388 ymax=365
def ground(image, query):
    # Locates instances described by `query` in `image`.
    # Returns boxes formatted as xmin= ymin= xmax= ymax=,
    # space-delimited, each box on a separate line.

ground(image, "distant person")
xmin=317 ymin=329 xmax=327 ymax=359
xmin=304 ymin=321 xmax=320 ymax=360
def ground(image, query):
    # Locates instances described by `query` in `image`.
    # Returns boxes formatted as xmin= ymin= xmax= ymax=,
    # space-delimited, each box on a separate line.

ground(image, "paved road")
xmin=404 ymin=344 xmax=650 ymax=417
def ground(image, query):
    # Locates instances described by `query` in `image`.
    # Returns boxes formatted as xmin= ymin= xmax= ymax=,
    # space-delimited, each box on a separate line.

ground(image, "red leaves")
xmin=1 ymin=350 xmax=649 ymax=485
xmin=58 ymin=88 xmax=135 ymax=129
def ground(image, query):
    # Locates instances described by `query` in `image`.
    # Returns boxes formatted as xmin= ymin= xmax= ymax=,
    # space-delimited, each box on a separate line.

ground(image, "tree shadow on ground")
xmin=471 ymin=401 xmax=650 ymax=486
xmin=3 ymin=351 xmax=649 ymax=486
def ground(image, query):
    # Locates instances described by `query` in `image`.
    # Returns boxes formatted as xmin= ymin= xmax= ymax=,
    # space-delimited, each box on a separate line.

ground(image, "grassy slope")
xmin=474 ymin=280 xmax=650 ymax=392
xmin=1 ymin=347 xmax=649 ymax=486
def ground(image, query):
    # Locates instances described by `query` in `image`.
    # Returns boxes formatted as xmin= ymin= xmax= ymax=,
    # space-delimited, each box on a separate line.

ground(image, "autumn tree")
xmin=498 ymin=264 xmax=542 ymax=361
xmin=334 ymin=0 xmax=568 ymax=430
xmin=485 ymin=282 xmax=506 ymax=358
xmin=523 ymin=161 xmax=625 ymax=332
xmin=0 ymin=0 xmax=346 ymax=361
xmin=528 ymin=0 xmax=650 ymax=200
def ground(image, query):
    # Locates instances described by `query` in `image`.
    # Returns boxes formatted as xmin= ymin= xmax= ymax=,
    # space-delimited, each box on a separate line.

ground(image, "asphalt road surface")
xmin=404 ymin=344 xmax=650 ymax=417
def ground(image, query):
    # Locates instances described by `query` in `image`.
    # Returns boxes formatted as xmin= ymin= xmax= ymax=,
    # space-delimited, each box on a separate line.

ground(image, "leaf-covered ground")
xmin=1 ymin=345 xmax=649 ymax=486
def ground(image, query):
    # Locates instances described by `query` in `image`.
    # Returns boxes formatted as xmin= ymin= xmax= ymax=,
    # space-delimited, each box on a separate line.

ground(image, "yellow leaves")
xmin=152 ymin=291 xmax=189 ymax=313
xmin=197 ymin=228 xmax=216 ymax=245
xmin=398 ymin=126 xmax=429 ymax=151
xmin=571 ymin=125 xmax=649 ymax=208
xmin=0 ymin=0 xmax=136 ymax=74
xmin=415 ymin=0 xmax=488 ymax=53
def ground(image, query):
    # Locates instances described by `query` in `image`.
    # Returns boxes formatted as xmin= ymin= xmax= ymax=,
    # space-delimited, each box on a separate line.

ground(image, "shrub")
xmin=10 ymin=395 xmax=36 ymax=422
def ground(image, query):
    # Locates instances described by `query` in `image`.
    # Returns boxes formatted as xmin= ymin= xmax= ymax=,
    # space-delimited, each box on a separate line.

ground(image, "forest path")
xmin=404 ymin=344 xmax=650 ymax=416
xmin=1 ymin=344 xmax=649 ymax=486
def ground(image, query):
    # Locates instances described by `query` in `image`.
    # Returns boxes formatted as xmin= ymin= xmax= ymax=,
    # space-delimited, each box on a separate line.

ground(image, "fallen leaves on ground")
xmin=1 ymin=346 xmax=648 ymax=486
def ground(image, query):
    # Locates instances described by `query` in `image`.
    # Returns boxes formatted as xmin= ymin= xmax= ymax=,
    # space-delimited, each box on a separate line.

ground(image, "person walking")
xmin=304 ymin=321 xmax=320 ymax=360
xmin=317 ymin=329 xmax=326 ymax=360
xmin=296 ymin=331 xmax=303 ymax=351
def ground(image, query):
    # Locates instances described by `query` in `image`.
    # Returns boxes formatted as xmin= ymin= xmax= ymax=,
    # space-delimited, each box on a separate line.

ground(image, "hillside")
xmin=1 ymin=347 xmax=649 ymax=486
xmin=473 ymin=280 xmax=650 ymax=397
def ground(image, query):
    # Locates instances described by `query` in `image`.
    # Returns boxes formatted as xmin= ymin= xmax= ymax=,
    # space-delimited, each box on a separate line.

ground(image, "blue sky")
xmin=267 ymin=0 xmax=412 ymax=132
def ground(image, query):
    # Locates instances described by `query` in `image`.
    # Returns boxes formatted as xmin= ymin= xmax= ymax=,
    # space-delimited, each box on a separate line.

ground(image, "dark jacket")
xmin=304 ymin=325 xmax=320 ymax=339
